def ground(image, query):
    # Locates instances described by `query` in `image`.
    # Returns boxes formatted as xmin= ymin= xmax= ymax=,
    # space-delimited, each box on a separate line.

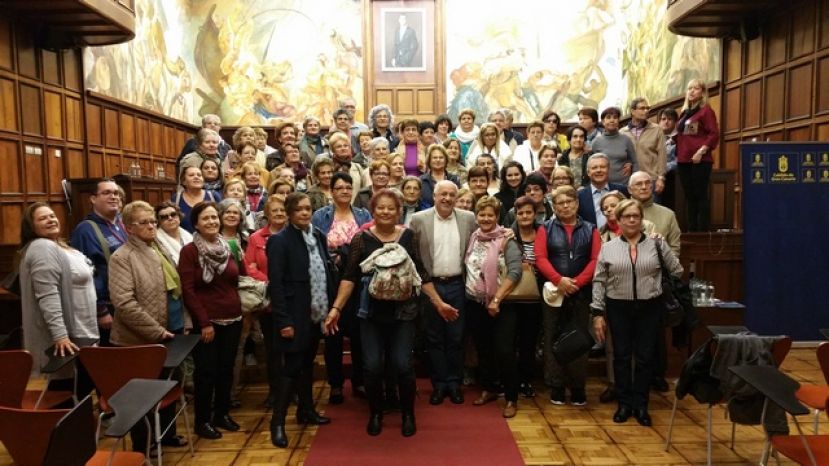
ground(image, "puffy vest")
xmin=544 ymin=218 xmax=595 ymax=279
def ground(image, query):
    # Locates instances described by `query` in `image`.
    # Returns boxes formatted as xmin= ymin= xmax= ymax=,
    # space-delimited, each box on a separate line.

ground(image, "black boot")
xmin=399 ymin=378 xmax=416 ymax=437
xmin=366 ymin=378 xmax=384 ymax=436
xmin=296 ymin=369 xmax=330 ymax=425
xmin=271 ymin=376 xmax=294 ymax=448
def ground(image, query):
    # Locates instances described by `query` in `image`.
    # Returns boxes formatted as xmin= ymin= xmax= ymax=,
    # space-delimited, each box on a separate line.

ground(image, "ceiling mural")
xmin=444 ymin=0 xmax=720 ymax=123
xmin=83 ymin=0 xmax=364 ymax=126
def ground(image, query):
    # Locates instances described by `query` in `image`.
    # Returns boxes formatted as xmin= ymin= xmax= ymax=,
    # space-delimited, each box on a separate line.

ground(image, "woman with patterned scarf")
xmin=448 ymin=108 xmax=480 ymax=163
xmin=178 ymin=201 xmax=245 ymax=440
xmin=237 ymin=161 xmax=268 ymax=232
xmin=463 ymin=196 xmax=523 ymax=418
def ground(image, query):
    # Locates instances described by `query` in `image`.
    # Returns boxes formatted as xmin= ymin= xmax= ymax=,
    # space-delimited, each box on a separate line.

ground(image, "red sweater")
xmin=534 ymin=224 xmax=601 ymax=288
xmin=178 ymin=243 xmax=244 ymax=328
xmin=676 ymin=104 xmax=719 ymax=164
xmin=244 ymin=227 xmax=272 ymax=282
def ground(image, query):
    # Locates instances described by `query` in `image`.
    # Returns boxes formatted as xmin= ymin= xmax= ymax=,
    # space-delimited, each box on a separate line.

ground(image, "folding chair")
xmin=664 ymin=334 xmax=792 ymax=466
xmin=794 ymin=342 xmax=829 ymax=433
xmin=0 ymin=349 xmax=73 ymax=409
xmin=80 ymin=344 xmax=194 ymax=465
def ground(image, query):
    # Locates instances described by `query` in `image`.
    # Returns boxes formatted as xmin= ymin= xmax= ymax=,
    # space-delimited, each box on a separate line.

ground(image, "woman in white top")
xmin=19 ymin=202 xmax=98 ymax=385
xmin=511 ymin=121 xmax=546 ymax=173
xmin=154 ymin=201 xmax=193 ymax=265
xmin=465 ymin=123 xmax=512 ymax=168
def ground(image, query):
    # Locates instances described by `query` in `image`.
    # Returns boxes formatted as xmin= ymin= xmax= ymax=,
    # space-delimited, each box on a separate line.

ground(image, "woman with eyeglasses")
xmin=535 ymin=186 xmax=600 ymax=407
xmin=354 ymin=160 xmax=393 ymax=210
xmin=541 ymin=110 xmax=569 ymax=153
xmin=559 ymin=126 xmax=592 ymax=188
xmin=591 ymin=199 xmax=682 ymax=426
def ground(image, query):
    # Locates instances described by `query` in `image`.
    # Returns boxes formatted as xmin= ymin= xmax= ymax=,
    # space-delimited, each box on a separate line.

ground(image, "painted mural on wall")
xmin=83 ymin=0 xmax=364 ymax=126
xmin=445 ymin=0 xmax=720 ymax=123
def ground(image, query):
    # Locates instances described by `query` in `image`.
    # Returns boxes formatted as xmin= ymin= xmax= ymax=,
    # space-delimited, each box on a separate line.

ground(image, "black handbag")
xmin=655 ymin=240 xmax=694 ymax=327
xmin=551 ymin=301 xmax=594 ymax=365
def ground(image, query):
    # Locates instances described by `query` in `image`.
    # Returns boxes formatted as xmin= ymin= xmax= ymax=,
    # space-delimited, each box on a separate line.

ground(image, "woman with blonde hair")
xmin=232 ymin=126 xmax=265 ymax=168
xmin=236 ymin=161 xmax=268 ymax=232
xmin=466 ymin=122 xmax=512 ymax=168
xmin=420 ymin=144 xmax=460 ymax=208
xmin=443 ymin=138 xmax=468 ymax=184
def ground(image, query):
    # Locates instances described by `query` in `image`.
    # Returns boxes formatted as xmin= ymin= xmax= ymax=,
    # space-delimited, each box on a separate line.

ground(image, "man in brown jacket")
xmin=620 ymin=98 xmax=668 ymax=202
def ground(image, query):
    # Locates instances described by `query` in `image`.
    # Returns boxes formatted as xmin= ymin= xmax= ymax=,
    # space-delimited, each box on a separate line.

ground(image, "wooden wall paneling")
xmin=65 ymin=96 xmax=83 ymax=142
xmin=47 ymin=146 xmax=66 ymax=194
xmin=41 ymin=50 xmax=60 ymax=86
xmin=786 ymin=125 xmax=812 ymax=140
xmin=416 ymin=88 xmax=435 ymax=115
xmin=86 ymin=103 xmax=102 ymax=146
xmin=790 ymin=3 xmax=816 ymax=59
xmin=66 ymin=148 xmax=85 ymax=179
xmin=817 ymin=120 xmax=829 ymax=140
xmin=88 ymin=149 xmax=105 ymax=178
xmin=723 ymin=86 xmax=741 ymax=133
xmin=43 ymin=91 xmax=63 ymax=139
xmin=745 ymin=36 xmax=763 ymax=75
xmin=163 ymin=125 xmax=175 ymax=157
xmin=103 ymin=108 xmax=120 ymax=149
xmin=150 ymin=122 xmax=162 ymax=155
xmin=821 ymin=0 xmax=829 ymax=49
xmin=0 ymin=204 xmax=22 ymax=245
xmin=0 ymin=139 xmax=21 ymax=194
xmin=120 ymin=113 xmax=135 ymax=151
xmin=62 ymin=50 xmax=80 ymax=91
xmin=722 ymin=138 xmax=741 ymax=171
xmin=105 ymin=150 xmax=123 ymax=177
xmin=0 ymin=78 xmax=17 ymax=131
xmin=396 ymin=89 xmax=414 ymax=115
xmin=762 ymin=72 xmax=785 ymax=126
xmin=14 ymin=27 xmax=37 ymax=79
xmin=765 ymin=20 xmax=788 ymax=68
xmin=787 ymin=62 xmax=813 ymax=120
xmin=136 ymin=118 xmax=149 ymax=153
xmin=709 ymin=170 xmax=735 ymax=229
xmin=375 ymin=89 xmax=393 ymax=108
xmin=818 ymin=56 xmax=829 ymax=114
xmin=19 ymin=84 xmax=42 ymax=136
xmin=725 ymin=39 xmax=742 ymax=82
xmin=0 ymin=18 xmax=12 ymax=71
xmin=742 ymin=79 xmax=762 ymax=129
xmin=764 ymin=130 xmax=784 ymax=141
xmin=23 ymin=142 xmax=45 ymax=194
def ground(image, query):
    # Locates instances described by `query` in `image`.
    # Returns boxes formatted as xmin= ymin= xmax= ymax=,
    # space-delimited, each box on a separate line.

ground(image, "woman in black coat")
xmin=267 ymin=192 xmax=337 ymax=447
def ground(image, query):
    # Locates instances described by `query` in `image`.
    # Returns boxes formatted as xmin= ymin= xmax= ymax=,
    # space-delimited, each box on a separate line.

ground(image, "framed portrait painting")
xmin=380 ymin=7 xmax=426 ymax=72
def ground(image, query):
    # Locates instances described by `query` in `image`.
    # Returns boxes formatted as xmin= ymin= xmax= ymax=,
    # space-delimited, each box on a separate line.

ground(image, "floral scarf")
xmin=192 ymin=232 xmax=229 ymax=283
xmin=464 ymin=225 xmax=509 ymax=305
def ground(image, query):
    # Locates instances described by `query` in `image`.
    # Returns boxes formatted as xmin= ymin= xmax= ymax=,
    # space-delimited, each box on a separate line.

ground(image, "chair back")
xmin=79 ymin=345 xmax=167 ymax=403
xmin=0 ymin=350 xmax=33 ymax=407
xmin=0 ymin=404 xmax=67 ymax=466
xmin=817 ymin=342 xmax=829 ymax=384
xmin=42 ymin=395 xmax=97 ymax=466
xmin=771 ymin=336 xmax=793 ymax=367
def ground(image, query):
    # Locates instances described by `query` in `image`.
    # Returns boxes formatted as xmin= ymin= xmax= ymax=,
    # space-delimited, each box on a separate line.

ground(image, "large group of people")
xmin=18 ymin=82 xmax=715 ymax=451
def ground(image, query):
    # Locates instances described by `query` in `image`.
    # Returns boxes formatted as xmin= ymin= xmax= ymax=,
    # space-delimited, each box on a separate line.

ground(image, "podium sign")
xmin=742 ymin=142 xmax=829 ymax=340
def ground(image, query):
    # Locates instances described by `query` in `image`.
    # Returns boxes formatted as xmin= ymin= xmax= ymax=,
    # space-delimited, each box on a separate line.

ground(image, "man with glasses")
xmin=620 ymin=98 xmax=667 ymax=202
xmin=71 ymin=179 xmax=127 ymax=346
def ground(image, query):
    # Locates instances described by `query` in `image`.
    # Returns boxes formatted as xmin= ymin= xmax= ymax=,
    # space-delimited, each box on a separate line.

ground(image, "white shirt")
xmin=591 ymin=183 xmax=611 ymax=230
xmin=512 ymin=142 xmax=543 ymax=172
xmin=432 ymin=211 xmax=462 ymax=277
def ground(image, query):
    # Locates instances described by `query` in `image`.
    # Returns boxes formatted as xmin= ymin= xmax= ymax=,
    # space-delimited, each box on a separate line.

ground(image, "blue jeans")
xmin=606 ymin=297 xmax=662 ymax=410
xmin=361 ymin=318 xmax=416 ymax=413
xmin=423 ymin=279 xmax=466 ymax=391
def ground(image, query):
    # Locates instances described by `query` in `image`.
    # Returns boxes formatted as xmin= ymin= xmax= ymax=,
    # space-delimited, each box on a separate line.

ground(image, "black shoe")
xmin=329 ymin=387 xmax=345 ymax=405
xmin=401 ymin=413 xmax=416 ymax=437
xmin=651 ymin=377 xmax=670 ymax=392
xmin=518 ymin=382 xmax=536 ymax=398
xmin=195 ymin=422 xmax=222 ymax=439
xmin=367 ymin=413 xmax=382 ymax=436
xmin=549 ymin=387 xmax=566 ymax=405
xmin=353 ymin=385 xmax=368 ymax=399
xmin=599 ymin=384 xmax=617 ymax=403
xmin=613 ymin=406 xmax=632 ymax=423
xmin=570 ymin=389 xmax=587 ymax=406
xmin=297 ymin=409 xmax=331 ymax=425
xmin=230 ymin=398 xmax=242 ymax=409
xmin=264 ymin=392 xmax=274 ymax=409
xmin=271 ymin=424 xmax=288 ymax=448
xmin=448 ymin=386 xmax=464 ymax=404
xmin=213 ymin=414 xmax=240 ymax=431
xmin=429 ymin=389 xmax=446 ymax=405
xmin=634 ymin=408 xmax=652 ymax=426
xmin=160 ymin=435 xmax=189 ymax=447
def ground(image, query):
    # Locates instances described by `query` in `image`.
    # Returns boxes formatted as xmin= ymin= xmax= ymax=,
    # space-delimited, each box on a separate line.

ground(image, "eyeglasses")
xmin=554 ymin=199 xmax=575 ymax=207
xmin=158 ymin=213 xmax=179 ymax=221
xmin=132 ymin=219 xmax=158 ymax=226
xmin=333 ymin=185 xmax=353 ymax=191
xmin=621 ymin=214 xmax=641 ymax=221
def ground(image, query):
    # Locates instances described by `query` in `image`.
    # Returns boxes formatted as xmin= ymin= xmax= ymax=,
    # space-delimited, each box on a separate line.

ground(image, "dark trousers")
xmin=258 ymin=312 xmax=282 ymax=395
xmin=606 ymin=297 xmax=662 ymax=410
xmin=361 ymin=318 xmax=417 ymax=414
xmin=677 ymin=162 xmax=712 ymax=231
xmin=323 ymin=297 xmax=364 ymax=390
xmin=468 ymin=300 xmax=519 ymax=402
xmin=514 ymin=301 xmax=541 ymax=383
xmin=193 ymin=321 xmax=242 ymax=425
xmin=281 ymin=325 xmax=322 ymax=416
xmin=423 ymin=279 xmax=466 ymax=391
xmin=542 ymin=296 xmax=590 ymax=390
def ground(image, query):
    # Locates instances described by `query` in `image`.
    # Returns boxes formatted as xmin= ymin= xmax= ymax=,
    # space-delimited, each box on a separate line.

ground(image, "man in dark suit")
xmin=392 ymin=14 xmax=419 ymax=67
xmin=577 ymin=153 xmax=628 ymax=229
xmin=409 ymin=181 xmax=476 ymax=405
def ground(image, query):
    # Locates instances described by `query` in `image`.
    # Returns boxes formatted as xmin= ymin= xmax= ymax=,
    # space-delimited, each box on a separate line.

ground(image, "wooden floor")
xmin=1 ymin=347 xmax=825 ymax=465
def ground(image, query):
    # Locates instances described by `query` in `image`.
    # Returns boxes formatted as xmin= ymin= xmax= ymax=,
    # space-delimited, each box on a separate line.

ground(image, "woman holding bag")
xmin=465 ymin=196 xmax=523 ymax=418
xmin=535 ymin=186 xmax=600 ymax=406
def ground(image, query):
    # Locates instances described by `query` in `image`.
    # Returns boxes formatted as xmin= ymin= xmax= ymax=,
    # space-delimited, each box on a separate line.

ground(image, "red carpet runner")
xmin=305 ymin=380 xmax=525 ymax=466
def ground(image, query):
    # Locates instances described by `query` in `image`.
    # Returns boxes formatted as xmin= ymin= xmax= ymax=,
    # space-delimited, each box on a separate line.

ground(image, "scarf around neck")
xmin=151 ymin=242 xmax=182 ymax=299
xmin=192 ymin=232 xmax=229 ymax=283
xmin=464 ymin=225 xmax=509 ymax=305
xmin=452 ymin=126 xmax=480 ymax=144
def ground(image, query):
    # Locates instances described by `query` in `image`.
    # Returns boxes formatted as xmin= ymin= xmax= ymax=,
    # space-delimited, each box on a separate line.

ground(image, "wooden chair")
xmin=0 ymin=349 xmax=73 ymax=409
xmin=664 ymin=334 xmax=792 ymax=466
xmin=794 ymin=342 xmax=829 ymax=433
xmin=0 ymin=403 xmax=65 ymax=466
xmin=79 ymin=344 xmax=193 ymax=466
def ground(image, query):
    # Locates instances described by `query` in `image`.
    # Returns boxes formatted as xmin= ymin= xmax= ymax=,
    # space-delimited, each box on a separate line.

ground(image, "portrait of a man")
xmin=381 ymin=8 xmax=425 ymax=71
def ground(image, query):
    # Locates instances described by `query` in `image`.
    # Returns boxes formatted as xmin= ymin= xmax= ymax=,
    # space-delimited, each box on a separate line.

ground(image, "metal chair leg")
xmin=664 ymin=395 xmax=679 ymax=451
xmin=813 ymin=408 xmax=820 ymax=434
xmin=181 ymin=392 xmax=194 ymax=457
xmin=155 ymin=408 xmax=163 ymax=466
xmin=707 ymin=405 xmax=713 ymax=466
xmin=730 ymin=422 xmax=736 ymax=449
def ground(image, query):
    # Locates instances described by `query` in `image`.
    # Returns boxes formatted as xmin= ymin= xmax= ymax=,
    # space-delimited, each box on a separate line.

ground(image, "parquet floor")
xmin=1 ymin=347 xmax=825 ymax=465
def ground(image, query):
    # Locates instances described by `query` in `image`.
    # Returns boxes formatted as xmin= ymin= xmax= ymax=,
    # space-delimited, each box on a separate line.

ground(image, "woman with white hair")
xmin=368 ymin=104 xmax=398 ymax=151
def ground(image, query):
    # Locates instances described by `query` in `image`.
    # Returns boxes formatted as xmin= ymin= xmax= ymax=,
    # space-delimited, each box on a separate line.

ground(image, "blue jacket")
xmin=311 ymin=205 xmax=372 ymax=236
xmin=577 ymin=182 xmax=628 ymax=226
xmin=70 ymin=212 xmax=127 ymax=315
